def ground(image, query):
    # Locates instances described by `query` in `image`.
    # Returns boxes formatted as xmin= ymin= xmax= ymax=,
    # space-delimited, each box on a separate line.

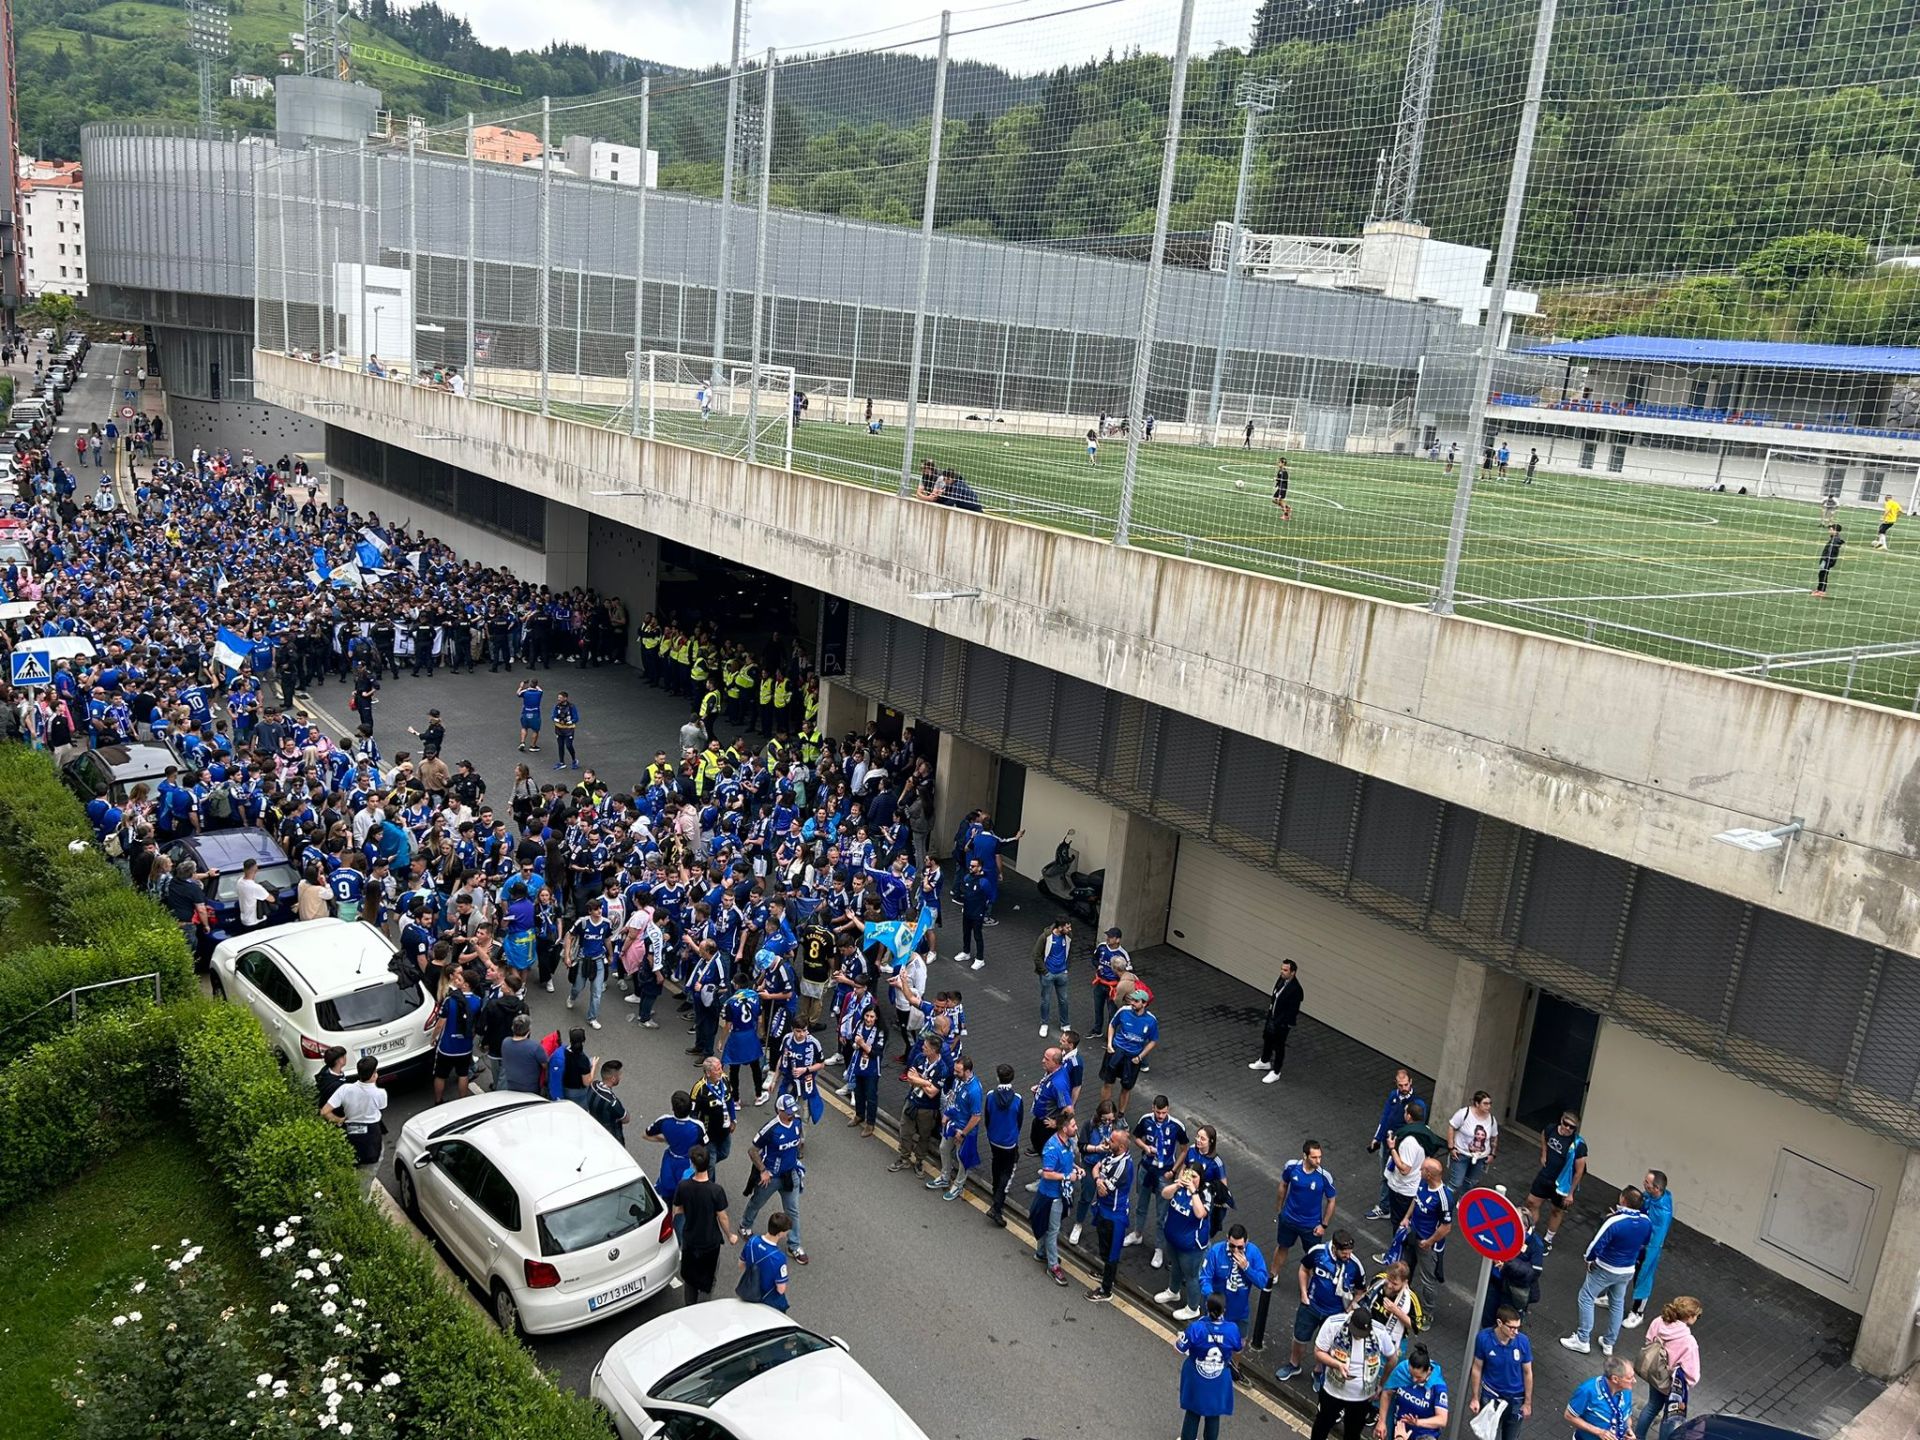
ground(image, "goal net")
xmin=640 ymin=352 xmax=794 ymax=467
xmin=1210 ymin=409 xmax=1300 ymax=450
xmin=795 ymin=373 xmax=857 ymax=424
xmin=1759 ymin=447 xmax=1920 ymax=508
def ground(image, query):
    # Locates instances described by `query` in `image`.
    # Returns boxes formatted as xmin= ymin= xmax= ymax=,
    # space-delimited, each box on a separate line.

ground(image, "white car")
xmin=590 ymin=1300 xmax=932 ymax=1440
xmin=207 ymin=918 xmax=434 ymax=1080
xmin=392 ymin=1091 xmax=679 ymax=1336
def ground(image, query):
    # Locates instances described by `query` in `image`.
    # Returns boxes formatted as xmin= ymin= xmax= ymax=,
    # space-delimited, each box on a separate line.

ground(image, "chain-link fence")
xmin=255 ymin=0 xmax=1920 ymax=709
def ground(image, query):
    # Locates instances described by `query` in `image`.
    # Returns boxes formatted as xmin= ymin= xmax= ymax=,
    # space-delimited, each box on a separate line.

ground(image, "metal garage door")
xmin=1166 ymin=839 xmax=1457 ymax=1077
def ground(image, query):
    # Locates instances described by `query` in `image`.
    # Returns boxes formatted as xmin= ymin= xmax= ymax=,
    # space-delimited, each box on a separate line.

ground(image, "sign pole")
xmin=1452 ymin=1252 xmax=1493 ymax=1440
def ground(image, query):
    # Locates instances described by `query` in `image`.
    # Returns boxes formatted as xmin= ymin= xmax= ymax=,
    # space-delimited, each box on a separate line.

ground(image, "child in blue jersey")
xmin=720 ymin=985 xmax=767 ymax=1103
xmin=516 ymin=678 xmax=544 ymax=752
xmin=738 ymin=1212 xmax=792 ymax=1308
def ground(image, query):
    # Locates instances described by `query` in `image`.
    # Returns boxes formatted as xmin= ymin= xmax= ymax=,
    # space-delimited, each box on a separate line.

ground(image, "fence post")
xmin=462 ymin=115 xmax=477 ymax=400
xmin=540 ymin=95 xmax=553 ymax=417
xmin=747 ymin=50 xmax=778 ymax=466
xmin=897 ymin=10 xmax=953 ymax=496
xmin=712 ymin=0 xmax=747 ymax=400
xmin=631 ymin=77 xmax=651 ymax=438
xmin=1432 ymin=0 xmax=1559 ymax=613
xmin=1113 ymin=0 xmax=1197 ymax=547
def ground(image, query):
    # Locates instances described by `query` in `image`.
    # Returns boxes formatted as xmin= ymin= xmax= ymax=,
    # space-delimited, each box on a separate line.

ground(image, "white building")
xmin=1489 ymin=335 xmax=1920 ymax=504
xmin=530 ymin=134 xmax=657 ymax=188
xmin=230 ymin=74 xmax=275 ymax=100
xmin=18 ymin=158 xmax=85 ymax=298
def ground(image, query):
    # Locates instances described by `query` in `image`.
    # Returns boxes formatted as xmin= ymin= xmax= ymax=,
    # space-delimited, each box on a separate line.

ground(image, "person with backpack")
xmin=1634 ymin=1297 xmax=1701 ymax=1440
xmin=477 ymin=970 xmax=528 ymax=1090
xmin=426 ymin=965 xmax=483 ymax=1105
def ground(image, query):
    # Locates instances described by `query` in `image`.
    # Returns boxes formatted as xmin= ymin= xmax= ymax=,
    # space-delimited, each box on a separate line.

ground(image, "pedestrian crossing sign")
xmin=9 ymin=649 xmax=52 ymax=686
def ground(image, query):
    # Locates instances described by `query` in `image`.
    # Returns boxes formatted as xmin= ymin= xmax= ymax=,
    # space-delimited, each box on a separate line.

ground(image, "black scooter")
xmin=1039 ymin=829 xmax=1104 ymax=926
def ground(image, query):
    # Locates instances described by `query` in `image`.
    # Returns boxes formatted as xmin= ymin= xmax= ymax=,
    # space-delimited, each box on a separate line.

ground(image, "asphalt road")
xmin=324 ymin=660 xmax=1299 ymax=1440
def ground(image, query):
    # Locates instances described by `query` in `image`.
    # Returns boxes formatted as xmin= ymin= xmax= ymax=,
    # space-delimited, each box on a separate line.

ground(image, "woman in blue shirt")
xmin=1177 ymin=1294 xmax=1243 ymax=1440
xmin=720 ymin=985 xmax=767 ymax=1103
xmin=1376 ymin=1345 xmax=1449 ymax=1440
xmin=1181 ymin=1123 xmax=1232 ymax=1240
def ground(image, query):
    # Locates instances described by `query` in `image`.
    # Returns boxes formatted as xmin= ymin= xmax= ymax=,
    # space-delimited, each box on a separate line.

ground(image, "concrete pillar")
xmin=543 ymin=499 xmax=589 ymax=591
xmin=583 ymin=517 xmax=658 ymax=668
xmin=1432 ymin=956 xmax=1529 ymax=1112
xmin=1098 ymin=808 xmax=1178 ymax=950
xmin=932 ymin=730 xmax=995 ymax=862
xmin=1853 ymin=1147 xmax=1920 ymax=1378
xmin=818 ymin=678 xmax=871 ymax=743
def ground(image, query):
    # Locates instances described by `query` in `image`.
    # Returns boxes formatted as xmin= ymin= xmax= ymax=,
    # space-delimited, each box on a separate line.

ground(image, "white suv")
xmin=207 ymin=918 xmax=434 ymax=1080
xmin=591 ymin=1300 xmax=932 ymax=1440
xmin=392 ymin=1091 xmax=679 ymax=1336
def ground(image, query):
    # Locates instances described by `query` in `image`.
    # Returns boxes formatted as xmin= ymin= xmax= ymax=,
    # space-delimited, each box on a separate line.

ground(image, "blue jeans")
xmin=1180 ymin=1416 xmax=1221 ymax=1440
xmin=635 ymin=978 xmax=661 ymax=1023
xmin=853 ymin=1071 xmax=880 ymax=1126
xmin=1131 ymin=1168 xmax=1167 ymax=1238
xmin=1039 ymin=972 xmax=1070 ymax=1027
xmin=570 ymin=965 xmax=606 ymax=1021
xmin=1576 ymin=1265 xmax=1633 ymax=1347
xmin=1029 ymin=1193 xmax=1063 ymax=1266
xmin=1638 ymin=1390 xmax=1672 ymax=1440
xmin=1449 ymin=1154 xmax=1489 ymax=1193
xmin=740 ymin=1172 xmax=803 ymax=1248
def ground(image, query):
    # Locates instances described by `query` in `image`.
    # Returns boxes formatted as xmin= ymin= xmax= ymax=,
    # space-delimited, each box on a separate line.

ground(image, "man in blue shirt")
xmin=1275 ymin=1229 xmax=1361 ymax=1383
xmin=1275 ymin=1139 xmax=1338 ymax=1267
xmin=1028 ymin=1047 xmax=1074 ymax=1156
xmin=1197 ymin=1223 xmax=1271 ymax=1330
xmin=1564 ymin=1357 xmax=1637 ymax=1440
xmin=982 ymin=1063 xmax=1025 ymax=1227
xmin=1027 ymin=1109 xmax=1078 ymax=1287
xmin=739 ymin=1211 xmax=794 ymax=1311
xmin=1127 ymin=1096 xmax=1187 ymax=1265
xmin=1468 ymin=1308 xmax=1533 ymax=1440
xmin=737 ymin=1093 xmax=808 ymax=1265
xmin=1091 ymin=926 xmax=1131 ymax=1034
xmin=643 ymin=1091 xmax=708 ymax=1209
xmin=425 ymin=965 xmax=482 ymax=1106
xmin=1385 ymin=1156 xmax=1453 ymax=1294
xmin=932 ymin=1053 xmax=983 ymax=1202
xmin=1085 ymin=1122 xmax=1136 ymax=1303
xmin=1034 ymin=917 xmax=1071 ymax=1038
xmin=1099 ymin=988 xmax=1159 ymax=1117
xmin=1365 ymin=1067 xmax=1421 ymax=1221
xmin=1562 ymin=1186 xmax=1653 ymax=1357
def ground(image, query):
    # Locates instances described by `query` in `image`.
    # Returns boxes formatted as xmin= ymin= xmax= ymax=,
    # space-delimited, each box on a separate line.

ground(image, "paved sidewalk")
xmin=306 ymin=625 xmax=1883 ymax=1439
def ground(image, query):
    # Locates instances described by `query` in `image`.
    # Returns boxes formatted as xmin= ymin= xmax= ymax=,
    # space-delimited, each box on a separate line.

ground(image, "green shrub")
xmin=233 ymin=1117 xmax=359 ymax=1226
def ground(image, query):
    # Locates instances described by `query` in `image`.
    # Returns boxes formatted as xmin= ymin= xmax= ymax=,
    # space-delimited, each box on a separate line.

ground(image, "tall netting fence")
xmin=255 ymin=0 xmax=1920 ymax=709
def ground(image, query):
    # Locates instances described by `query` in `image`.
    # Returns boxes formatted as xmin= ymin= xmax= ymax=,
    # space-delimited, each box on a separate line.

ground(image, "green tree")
xmin=1736 ymin=230 xmax=1873 ymax=297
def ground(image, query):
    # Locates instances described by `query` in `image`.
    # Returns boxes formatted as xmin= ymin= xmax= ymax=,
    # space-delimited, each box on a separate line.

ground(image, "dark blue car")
xmin=163 ymin=827 xmax=299 ymax=940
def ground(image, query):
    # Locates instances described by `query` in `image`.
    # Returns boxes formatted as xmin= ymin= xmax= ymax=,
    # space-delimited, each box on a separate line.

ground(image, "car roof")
xmin=602 ymin=1303 xmax=930 ymax=1440
xmin=406 ymin=1092 xmax=639 ymax=1204
xmin=241 ymin=919 xmax=401 ymax=994
xmin=1669 ymin=1419 xmax=1816 ymax=1440
xmin=85 ymin=740 xmax=178 ymax=777
xmin=179 ymin=827 xmax=289 ymax=869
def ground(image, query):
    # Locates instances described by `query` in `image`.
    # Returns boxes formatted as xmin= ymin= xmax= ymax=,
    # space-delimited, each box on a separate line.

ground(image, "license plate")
xmin=360 ymin=1038 xmax=405 ymax=1057
xmin=587 ymin=1276 xmax=645 ymax=1311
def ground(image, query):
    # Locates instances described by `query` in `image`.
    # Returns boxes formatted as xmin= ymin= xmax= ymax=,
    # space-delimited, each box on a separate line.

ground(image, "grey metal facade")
xmin=839 ymin=603 xmax=1920 ymax=1150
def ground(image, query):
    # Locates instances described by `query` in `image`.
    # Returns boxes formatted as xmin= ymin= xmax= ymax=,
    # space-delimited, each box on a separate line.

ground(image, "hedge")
xmin=0 ymin=744 xmax=194 ymax=1052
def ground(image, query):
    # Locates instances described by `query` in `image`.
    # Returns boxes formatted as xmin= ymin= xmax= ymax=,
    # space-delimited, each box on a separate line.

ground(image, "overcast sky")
xmin=449 ymin=0 xmax=1261 ymax=74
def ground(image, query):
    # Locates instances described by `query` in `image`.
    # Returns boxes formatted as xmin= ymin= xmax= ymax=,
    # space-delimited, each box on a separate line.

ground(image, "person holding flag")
xmin=930 ymin=1052 xmax=984 ymax=1202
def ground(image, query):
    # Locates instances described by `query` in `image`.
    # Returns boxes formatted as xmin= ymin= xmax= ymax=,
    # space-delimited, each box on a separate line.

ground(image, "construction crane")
xmin=350 ymin=42 xmax=524 ymax=95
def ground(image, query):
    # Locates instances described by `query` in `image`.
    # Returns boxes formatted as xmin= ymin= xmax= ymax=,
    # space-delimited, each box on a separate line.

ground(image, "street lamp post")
xmin=1205 ymin=76 xmax=1283 ymax=445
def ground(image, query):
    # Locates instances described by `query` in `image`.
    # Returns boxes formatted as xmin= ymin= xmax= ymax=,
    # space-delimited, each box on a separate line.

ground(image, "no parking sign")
xmin=1458 ymin=1186 xmax=1526 ymax=1263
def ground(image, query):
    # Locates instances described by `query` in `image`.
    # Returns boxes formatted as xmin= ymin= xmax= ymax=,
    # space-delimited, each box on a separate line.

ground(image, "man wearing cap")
xmin=737 ymin=1091 xmax=809 ymax=1266
xmin=1091 ymin=925 xmax=1133 ymax=1035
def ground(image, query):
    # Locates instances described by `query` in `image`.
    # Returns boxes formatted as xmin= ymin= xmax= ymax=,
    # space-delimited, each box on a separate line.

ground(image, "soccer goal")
xmin=1194 ymin=390 xmax=1301 ymax=448
xmin=1759 ymin=447 xmax=1920 ymax=507
xmin=641 ymin=351 xmax=794 ymax=467
xmin=795 ymin=373 xmax=857 ymax=424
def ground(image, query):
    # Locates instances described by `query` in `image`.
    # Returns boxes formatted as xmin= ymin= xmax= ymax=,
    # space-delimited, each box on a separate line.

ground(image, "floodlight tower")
xmin=184 ymin=0 xmax=230 ymax=127
xmin=1204 ymin=74 xmax=1283 ymax=443
xmin=304 ymin=0 xmax=346 ymax=80
xmin=1375 ymin=0 xmax=1444 ymax=223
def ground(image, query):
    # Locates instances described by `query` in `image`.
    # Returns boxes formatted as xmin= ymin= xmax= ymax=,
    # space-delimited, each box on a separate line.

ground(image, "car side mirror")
xmin=413 ymin=1151 xmax=436 ymax=1169
xmin=829 ymin=1335 xmax=850 ymax=1352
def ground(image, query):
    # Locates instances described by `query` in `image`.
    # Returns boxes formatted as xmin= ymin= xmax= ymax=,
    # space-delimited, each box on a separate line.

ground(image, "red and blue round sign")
xmin=1458 ymin=1187 xmax=1526 ymax=1262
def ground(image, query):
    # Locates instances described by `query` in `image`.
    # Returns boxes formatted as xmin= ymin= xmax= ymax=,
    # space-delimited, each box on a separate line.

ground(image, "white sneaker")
xmin=565 ymin=995 xmax=574 ymax=1009
xmin=1171 ymin=1305 xmax=1200 ymax=1321
xmin=1559 ymin=1335 xmax=1591 ymax=1355
xmin=589 ymin=1019 xmax=602 ymax=1030
xmin=1600 ymin=1339 xmax=1614 ymax=1358
xmin=754 ymin=1091 xmax=772 ymax=1106
xmin=544 ymin=979 xmax=554 ymax=992
xmin=1039 ymin=1024 xmax=1049 ymax=1038
xmin=623 ymin=993 xmax=643 ymax=1004
xmin=1594 ymin=1293 xmax=1610 ymax=1308
xmin=838 ymin=1085 xmax=852 ymax=1099
xmin=1069 ymin=1224 xmax=1084 ymax=1246
xmin=1263 ymin=1071 xmax=1281 ymax=1085
xmin=1248 ymin=1060 xmax=1270 ymax=1071
xmin=1123 ymin=1231 xmax=1143 ymax=1246
xmin=1154 ymin=1288 xmax=1179 ymax=1304
xmin=954 ymin=951 xmax=969 ymax=966
xmin=669 ymin=1276 xmax=683 ymax=1290
xmin=1150 ymin=1248 xmax=1164 ymax=1269
xmin=1621 ymin=1312 xmax=1644 ymax=1330
xmin=828 ymin=1054 xmax=846 ymax=1066
xmin=971 ymin=958 xmax=985 ymax=970
xmin=1024 ymin=1180 xmax=1039 ymax=1193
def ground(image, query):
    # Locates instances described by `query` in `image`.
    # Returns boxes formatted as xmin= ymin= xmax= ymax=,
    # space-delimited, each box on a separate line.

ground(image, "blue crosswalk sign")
xmin=9 ymin=649 xmax=52 ymax=686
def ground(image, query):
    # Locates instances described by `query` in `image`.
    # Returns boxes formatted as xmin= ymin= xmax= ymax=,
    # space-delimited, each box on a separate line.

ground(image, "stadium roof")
xmin=1522 ymin=336 xmax=1920 ymax=375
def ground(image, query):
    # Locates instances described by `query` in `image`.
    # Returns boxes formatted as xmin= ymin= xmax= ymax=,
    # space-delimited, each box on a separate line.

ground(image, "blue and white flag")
xmin=212 ymin=626 xmax=250 ymax=676
xmin=307 ymin=547 xmax=332 ymax=589
xmin=354 ymin=540 xmax=385 ymax=571
xmin=862 ymin=901 xmax=938 ymax=971
xmin=213 ymin=565 xmax=231 ymax=595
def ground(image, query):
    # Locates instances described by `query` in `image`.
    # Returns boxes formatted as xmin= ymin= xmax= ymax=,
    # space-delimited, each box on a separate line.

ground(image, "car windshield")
xmin=536 ymin=1177 xmax=660 ymax=1257
xmin=208 ymin=863 xmax=299 ymax=903
xmin=315 ymin=978 xmax=423 ymax=1033
xmin=653 ymin=1331 xmax=835 ymax=1408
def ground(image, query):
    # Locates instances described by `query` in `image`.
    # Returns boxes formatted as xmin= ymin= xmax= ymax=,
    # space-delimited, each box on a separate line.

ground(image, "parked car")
xmin=207 ymin=917 xmax=433 ymax=1079
xmin=393 ymin=1091 xmax=678 ymax=1337
xmin=59 ymin=737 xmax=179 ymax=806
xmin=162 ymin=826 xmax=298 ymax=934
xmin=590 ymin=1300 xmax=932 ymax=1440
